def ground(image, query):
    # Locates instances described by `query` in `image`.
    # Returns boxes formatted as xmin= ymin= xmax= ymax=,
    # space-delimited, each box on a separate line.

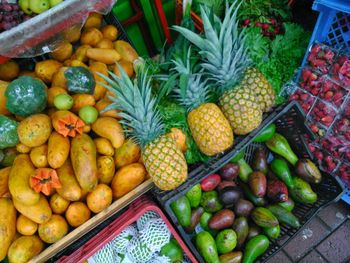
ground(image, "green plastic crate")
xmin=112 ymin=0 xmax=149 ymax=56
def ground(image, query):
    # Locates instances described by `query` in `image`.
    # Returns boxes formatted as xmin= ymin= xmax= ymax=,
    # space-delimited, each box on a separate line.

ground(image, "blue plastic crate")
xmin=300 ymin=0 xmax=350 ymax=204
xmin=301 ymin=0 xmax=350 ymax=69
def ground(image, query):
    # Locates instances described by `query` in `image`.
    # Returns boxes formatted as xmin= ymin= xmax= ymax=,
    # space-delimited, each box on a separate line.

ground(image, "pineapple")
xmin=173 ymin=1 xmax=275 ymax=135
xmin=242 ymin=68 xmax=275 ymax=112
xmin=100 ymin=67 xmax=187 ymax=191
xmin=170 ymin=50 xmax=233 ymax=156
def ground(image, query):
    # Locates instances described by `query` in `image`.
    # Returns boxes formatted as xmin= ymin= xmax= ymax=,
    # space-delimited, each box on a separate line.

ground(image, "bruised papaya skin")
xmin=71 ymin=134 xmax=98 ymax=192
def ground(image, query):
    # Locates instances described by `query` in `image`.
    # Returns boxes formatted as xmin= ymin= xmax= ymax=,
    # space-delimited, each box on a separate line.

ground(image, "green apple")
xmin=29 ymin=0 xmax=50 ymax=14
xmin=49 ymin=0 xmax=63 ymax=7
xmin=19 ymin=0 xmax=33 ymax=15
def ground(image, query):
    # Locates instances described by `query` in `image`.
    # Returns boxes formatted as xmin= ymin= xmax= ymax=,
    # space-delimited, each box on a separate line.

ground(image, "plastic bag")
xmin=0 ymin=0 xmax=116 ymax=58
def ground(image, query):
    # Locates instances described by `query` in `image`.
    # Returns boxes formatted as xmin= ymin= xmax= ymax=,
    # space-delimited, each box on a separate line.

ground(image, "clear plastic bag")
xmin=0 ymin=0 xmax=116 ymax=58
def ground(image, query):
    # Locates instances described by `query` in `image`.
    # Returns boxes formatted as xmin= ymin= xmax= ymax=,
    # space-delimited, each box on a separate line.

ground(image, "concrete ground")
xmin=267 ymin=201 xmax=350 ymax=263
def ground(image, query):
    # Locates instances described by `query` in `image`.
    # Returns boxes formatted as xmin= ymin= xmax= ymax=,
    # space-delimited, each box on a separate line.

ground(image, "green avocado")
xmin=160 ymin=239 xmax=183 ymax=263
xmin=185 ymin=183 xmax=202 ymax=208
xmin=216 ymin=229 xmax=237 ymax=254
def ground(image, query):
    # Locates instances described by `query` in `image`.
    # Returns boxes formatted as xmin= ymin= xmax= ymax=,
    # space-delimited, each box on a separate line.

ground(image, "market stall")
xmin=0 ymin=0 xmax=348 ymax=262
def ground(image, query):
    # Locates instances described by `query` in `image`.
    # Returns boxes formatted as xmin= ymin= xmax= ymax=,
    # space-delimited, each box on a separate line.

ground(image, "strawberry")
xmin=311 ymin=44 xmax=322 ymax=54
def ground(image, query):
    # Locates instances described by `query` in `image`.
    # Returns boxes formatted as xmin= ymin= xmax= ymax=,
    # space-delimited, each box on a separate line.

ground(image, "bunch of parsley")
xmin=245 ymin=23 xmax=310 ymax=103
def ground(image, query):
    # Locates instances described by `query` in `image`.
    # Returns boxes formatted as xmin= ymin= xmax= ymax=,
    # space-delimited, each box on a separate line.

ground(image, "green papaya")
xmin=196 ymin=231 xmax=220 ymax=263
xmin=254 ymin=124 xmax=276 ymax=142
xmin=185 ymin=183 xmax=202 ymax=208
xmin=270 ymin=159 xmax=295 ymax=188
xmin=263 ymin=224 xmax=280 ymax=239
xmin=289 ymin=177 xmax=317 ymax=204
xmin=160 ymin=239 xmax=184 ymax=263
xmin=170 ymin=195 xmax=191 ymax=227
xmin=267 ymin=204 xmax=300 ymax=228
xmin=266 ymin=133 xmax=299 ymax=165
xmin=251 ymin=207 xmax=279 ymax=228
xmin=243 ymin=235 xmax=270 ymax=263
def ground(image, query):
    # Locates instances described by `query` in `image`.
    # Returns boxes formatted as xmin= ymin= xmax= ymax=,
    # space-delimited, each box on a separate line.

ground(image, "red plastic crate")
xmin=57 ymin=196 xmax=197 ymax=263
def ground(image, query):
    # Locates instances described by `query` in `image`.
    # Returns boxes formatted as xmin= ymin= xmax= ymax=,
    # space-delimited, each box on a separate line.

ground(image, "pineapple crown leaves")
xmin=170 ymin=47 xmax=211 ymax=112
xmin=172 ymin=0 xmax=252 ymax=94
xmin=97 ymin=65 xmax=165 ymax=148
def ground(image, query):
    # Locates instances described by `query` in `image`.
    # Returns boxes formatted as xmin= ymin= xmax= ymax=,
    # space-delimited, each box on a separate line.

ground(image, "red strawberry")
xmin=311 ymin=44 xmax=322 ymax=54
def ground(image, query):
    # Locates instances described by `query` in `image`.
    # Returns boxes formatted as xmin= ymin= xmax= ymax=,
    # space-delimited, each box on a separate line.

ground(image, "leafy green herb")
xmin=157 ymin=99 xmax=209 ymax=164
xmin=237 ymin=0 xmax=291 ymax=22
xmin=245 ymin=22 xmax=310 ymax=103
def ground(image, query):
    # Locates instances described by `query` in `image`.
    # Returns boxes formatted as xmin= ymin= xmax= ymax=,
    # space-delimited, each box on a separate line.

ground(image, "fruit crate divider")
xmin=154 ymin=101 xmax=345 ymax=263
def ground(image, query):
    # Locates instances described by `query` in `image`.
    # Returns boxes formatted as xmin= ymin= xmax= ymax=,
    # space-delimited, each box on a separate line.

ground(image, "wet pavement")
xmin=267 ymin=201 xmax=350 ymax=263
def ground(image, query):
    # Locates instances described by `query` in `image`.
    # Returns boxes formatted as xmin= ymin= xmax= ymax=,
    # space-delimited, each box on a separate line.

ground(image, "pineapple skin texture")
xmin=142 ymin=135 xmax=188 ymax=190
xmin=219 ymin=88 xmax=263 ymax=135
xmin=242 ymin=68 xmax=275 ymax=112
xmin=188 ymin=103 xmax=234 ymax=156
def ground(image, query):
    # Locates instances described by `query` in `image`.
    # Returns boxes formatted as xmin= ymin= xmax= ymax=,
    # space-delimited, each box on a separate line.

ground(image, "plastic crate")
xmin=156 ymin=101 xmax=345 ymax=263
xmin=153 ymin=102 xmax=312 ymax=204
xmin=299 ymin=0 xmax=350 ymax=203
xmin=57 ymin=196 xmax=197 ymax=263
xmin=300 ymin=0 xmax=350 ymax=68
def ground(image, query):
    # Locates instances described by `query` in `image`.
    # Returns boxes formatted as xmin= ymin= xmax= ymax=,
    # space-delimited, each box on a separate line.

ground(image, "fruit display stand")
xmin=0 ymin=8 xmax=159 ymax=262
xmin=154 ymin=101 xmax=345 ymax=262
xmin=30 ymin=180 xmax=153 ymax=263
xmin=0 ymin=0 xmax=116 ymax=63
xmin=294 ymin=0 xmax=350 ymax=203
xmin=55 ymin=195 xmax=196 ymax=263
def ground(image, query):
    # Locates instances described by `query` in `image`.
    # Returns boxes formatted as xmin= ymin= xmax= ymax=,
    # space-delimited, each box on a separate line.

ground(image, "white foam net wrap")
xmin=90 ymin=211 xmax=190 ymax=263
xmin=113 ymin=225 xmax=138 ymax=254
xmin=126 ymin=237 xmax=154 ymax=263
xmin=137 ymin=211 xmax=160 ymax=231
xmin=92 ymin=241 xmax=122 ymax=263
xmin=139 ymin=218 xmax=171 ymax=253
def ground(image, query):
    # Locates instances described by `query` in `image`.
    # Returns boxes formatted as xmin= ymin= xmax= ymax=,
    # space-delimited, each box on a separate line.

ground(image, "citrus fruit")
xmin=79 ymin=106 xmax=98 ymax=124
xmin=53 ymin=94 xmax=73 ymax=110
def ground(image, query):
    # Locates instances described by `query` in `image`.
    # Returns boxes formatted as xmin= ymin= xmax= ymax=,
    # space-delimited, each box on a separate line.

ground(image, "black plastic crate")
xmin=153 ymin=102 xmax=314 ymax=204
xmin=157 ymin=101 xmax=345 ymax=263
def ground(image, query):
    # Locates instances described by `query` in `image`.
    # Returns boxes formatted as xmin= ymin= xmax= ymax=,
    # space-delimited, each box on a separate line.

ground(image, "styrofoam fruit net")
xmin=146 ymin=253 xmax=171 ymax=263
xmin=92 ymin=241 xmax=122 ymax=263
xmin=139 ymin=218 xmax=171 ymax=253
xmin=137 ymin=211 xmax=160 ymax=230
xmin=127 ymin=236 xmax=154 ymax=263
xmin=112 ymin=224 xmax=138 ymax=254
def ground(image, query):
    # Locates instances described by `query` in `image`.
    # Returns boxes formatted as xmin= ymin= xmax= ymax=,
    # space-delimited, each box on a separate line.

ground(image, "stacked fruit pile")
xmin=170 ymin=127 xmax=322 ymax=263
xmin=0 ymin=13 xmax=158 ymax=262
xmin=288 ymin=42 xmax=350 ymax=186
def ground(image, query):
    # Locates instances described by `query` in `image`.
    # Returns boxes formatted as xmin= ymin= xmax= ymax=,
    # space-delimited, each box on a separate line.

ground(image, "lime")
xmin=79 ymin=106 xmax=98 ymax=124
xmin=54 ymin=94 xmax=73 ymax=110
